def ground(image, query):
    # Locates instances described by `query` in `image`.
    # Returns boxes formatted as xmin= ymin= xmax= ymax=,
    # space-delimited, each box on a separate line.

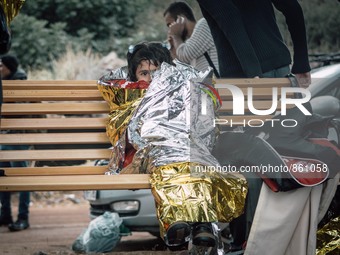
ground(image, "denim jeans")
xmin=262 ymin=65 xmax=290 ymax=78
xmin=0 ymin=145 xmax=30 ymax=220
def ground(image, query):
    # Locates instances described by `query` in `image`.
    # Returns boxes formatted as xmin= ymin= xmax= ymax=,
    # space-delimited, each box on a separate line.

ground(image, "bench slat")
xmin=0 ymin=174 xmax=151 ymax=191
xmin=3 ymin=78 xmax=291 ymax=89
xmin=2 ymin=80 xmax=97 ymax=90
xmin=1 ymin=116 xmax=279 ymax=130
xmin=3 ymin=102 xmax=282 ymax=115
xmin=215 ymin=78 xmax=290 ymax=87
xmin=1 ymin=165 xmax=107 ymax=176
xmin=0 ymin=149 xmax=111 ymax=161
xmin=219 ymin=100 xmax=294 ymax=112
xmin=4 ymin=88 xmax=284 ymax=101
xmin=218 ymin=87 xmax=293 ymax=100
xmin=0 ymin=132 xmax=110 ymax=145
xmin=3 ymin=90 xmax=103 ymax=102
xmin=0 ymin=117 xmax=107 ymax=130
xmin=1 ymin=102 xmax=109 ymax=115
xmin=3 ymin=101 xmax=286 ymax=115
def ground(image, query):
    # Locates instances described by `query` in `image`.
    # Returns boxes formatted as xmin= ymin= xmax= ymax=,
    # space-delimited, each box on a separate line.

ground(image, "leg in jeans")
xmin=0 ymin=145 xmax=30 ymax=222
xmin=0 ymin=192 xmax=12 ymax=219
xmin=0 ymin=161 xmax=13 ymax=220
xmin=262 ymin=65 xmax=290 ymax=78
xmin=18 ymin=192 xmax=30 ymax=220
xmin=11 ymin=152 xmax=30 ymax=221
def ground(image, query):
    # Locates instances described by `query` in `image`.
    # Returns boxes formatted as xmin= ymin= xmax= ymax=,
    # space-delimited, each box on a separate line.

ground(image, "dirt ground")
xmin=0 ymin=191 xmax=181 ymax=255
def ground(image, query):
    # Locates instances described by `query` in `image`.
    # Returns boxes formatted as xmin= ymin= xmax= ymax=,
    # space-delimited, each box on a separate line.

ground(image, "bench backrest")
xmin=0 ymin=78 xmax=292 ymax=191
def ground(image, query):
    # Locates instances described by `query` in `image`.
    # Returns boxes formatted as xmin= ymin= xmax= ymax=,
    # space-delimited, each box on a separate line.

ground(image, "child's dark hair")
xmin=127 ymin=42 xmax=172 ymax=82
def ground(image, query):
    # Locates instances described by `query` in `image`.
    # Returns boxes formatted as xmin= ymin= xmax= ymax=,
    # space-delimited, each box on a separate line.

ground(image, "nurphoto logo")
xmin=202 ymin=84 xmax=312 ymax=128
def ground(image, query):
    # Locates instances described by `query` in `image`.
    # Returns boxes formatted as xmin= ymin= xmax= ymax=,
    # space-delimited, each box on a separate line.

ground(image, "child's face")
xmin=136 ymin=60 xmax=158 ymax=83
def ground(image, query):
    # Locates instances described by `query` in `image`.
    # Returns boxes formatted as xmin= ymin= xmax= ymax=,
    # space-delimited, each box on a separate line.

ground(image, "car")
xmin=84 ymin=159 xmax=160 ymax=237
xmin=85 ymin=61 xmax=340 ymax=237
xmin=309 ymin=63 xmax=340 ymax=144
xmin=309 ymin=63 xmax=340 ymax=99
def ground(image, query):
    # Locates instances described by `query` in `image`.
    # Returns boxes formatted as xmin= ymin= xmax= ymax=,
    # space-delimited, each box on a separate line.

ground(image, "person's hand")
xmin=295 ymin=72 xmax=311 ymax=88
xmin=168 ymin=16 xmax=185 ymax=38
xmin=167 ymin=16 xmax=186 ymax=55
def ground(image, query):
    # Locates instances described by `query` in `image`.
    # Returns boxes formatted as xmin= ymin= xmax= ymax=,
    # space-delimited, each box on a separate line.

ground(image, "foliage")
xmin=275 ymin=0 xmax=339 ymax=53
xmin=301 ymin=0 xmax=340 ymax=53
xmin=9 ymin=14 xmax=69 ymax=70
xmin=6 ymin=0 xmax=340 ymax=73
xmin=9 ymin=0 xmax=158 ymax=69
xmin=19 ymin=0 xmax=149 ymax=39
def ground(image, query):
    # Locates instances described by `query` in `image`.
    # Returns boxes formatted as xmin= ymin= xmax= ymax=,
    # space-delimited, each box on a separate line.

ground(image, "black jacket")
xmin=197 ymin=0 xmax=311 ymax=77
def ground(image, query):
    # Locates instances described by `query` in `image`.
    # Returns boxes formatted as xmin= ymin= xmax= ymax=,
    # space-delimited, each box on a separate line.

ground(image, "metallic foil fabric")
xmin=0 ymin=0 xmax=25 ymax=24
xmin=98 ymin=62 xmax=247 ymax=238
xmin=100 ymin=85 xmax=145 ymax=145
xmin=97 ymin=68 xmax=146 ymax=173
xmin=316 ymin=217 xmax=340 ymax=255
xmin=127 ymin=61 xmax=247 ymax=237
xmin=127 ymin=61 xmax=219 ymax=172
xmin=150 ymin=162 xmax=247 ymax=238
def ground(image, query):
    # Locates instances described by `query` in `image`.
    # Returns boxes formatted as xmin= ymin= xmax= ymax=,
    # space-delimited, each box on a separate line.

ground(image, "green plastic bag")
xmin=72 ymin=212 xmax=123 ymax=253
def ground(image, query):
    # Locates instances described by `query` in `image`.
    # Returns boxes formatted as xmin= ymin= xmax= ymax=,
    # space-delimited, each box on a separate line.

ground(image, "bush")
xmin=9 ymin=14 xmax=69 ymax=70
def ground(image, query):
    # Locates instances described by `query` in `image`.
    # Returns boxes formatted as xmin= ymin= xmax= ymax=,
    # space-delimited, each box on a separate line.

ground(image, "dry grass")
xmin=28 ymin=46 xmax=126 ymax=80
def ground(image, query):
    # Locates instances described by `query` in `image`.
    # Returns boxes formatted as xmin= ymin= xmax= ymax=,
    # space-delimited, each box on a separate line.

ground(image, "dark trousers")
xmin=0 ymin=145 xmax=30 ymax=220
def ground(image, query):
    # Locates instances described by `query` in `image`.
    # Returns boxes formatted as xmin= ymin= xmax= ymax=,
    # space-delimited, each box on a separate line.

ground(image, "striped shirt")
xmin=176 ymin=18 xmax=219 ymax=73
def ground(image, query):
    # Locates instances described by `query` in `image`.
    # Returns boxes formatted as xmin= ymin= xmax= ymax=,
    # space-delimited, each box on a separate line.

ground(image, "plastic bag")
xmin=72 ymin=212 xmax=122 ymax=253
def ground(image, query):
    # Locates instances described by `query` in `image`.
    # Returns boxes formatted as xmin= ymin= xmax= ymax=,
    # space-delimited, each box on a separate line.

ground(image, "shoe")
xmin=226 ymin=243 xmax=243 ymax=252
xmin=0 ymin=215 xmax=13 ymax=226
xmin=192 ymin=223 xmax=216 ymax=247
xmin=8 ymin=219 xmax=30 ymax=231
xmin=224 ymin=242 xmax=246 ymax=254
xmin=165 ymin=222 xmax=191 ymax=247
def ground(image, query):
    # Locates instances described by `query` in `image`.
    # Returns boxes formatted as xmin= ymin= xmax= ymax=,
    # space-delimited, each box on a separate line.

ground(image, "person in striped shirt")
xmin=164 ymin=1 xmax=220 ymax=77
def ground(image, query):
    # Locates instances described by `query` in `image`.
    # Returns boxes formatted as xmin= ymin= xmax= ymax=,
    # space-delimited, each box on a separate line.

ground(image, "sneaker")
xmin=8 ymin=219 xmax=30 ymax=231
xmin=165 ymin=222 xmax=191 ymax=247
xmin=192 ymin=223 xmax=216 ymax=247
xmin=0 ymin=215 xmax=13 ymax=226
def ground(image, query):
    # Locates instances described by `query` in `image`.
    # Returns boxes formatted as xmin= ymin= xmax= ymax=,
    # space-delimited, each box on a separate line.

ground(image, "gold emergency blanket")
xmin=98 ymin=84 xmax=145 ymax=146
xmin=316 ymin=217 xmax=340 ymax=255
xmin=0 ymin=0 xmax=25 ymax=24
xmin=150 ymin=162 xmax=247 ymax=237
xmin=97 ymin=68 xmax=146 ymax=173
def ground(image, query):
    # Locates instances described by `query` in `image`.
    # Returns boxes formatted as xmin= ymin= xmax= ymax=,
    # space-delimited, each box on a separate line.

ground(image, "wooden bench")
xmin=0 ymin=78 xmax=293 ymax=191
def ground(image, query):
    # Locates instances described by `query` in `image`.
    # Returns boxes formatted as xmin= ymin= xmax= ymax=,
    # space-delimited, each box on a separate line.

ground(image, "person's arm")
xmin=167 ymin=36 xmax=178 ymax=60
xmin=169 ymin=19 xmax=214 ymax=64
xmin=167 ymin=16 xmax=186 ymax=60
xmin=272 ymin=0 xmax=311 ymax=87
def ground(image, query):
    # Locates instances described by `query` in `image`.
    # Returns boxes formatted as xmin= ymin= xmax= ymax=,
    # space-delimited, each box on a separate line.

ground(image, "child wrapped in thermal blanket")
xmin=97 ymin=61 xmax=248 ymax=248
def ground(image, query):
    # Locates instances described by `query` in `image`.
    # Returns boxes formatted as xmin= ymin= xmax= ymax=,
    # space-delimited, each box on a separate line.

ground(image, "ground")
xmin=0 ymin=191 xmax=181 ymax=255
